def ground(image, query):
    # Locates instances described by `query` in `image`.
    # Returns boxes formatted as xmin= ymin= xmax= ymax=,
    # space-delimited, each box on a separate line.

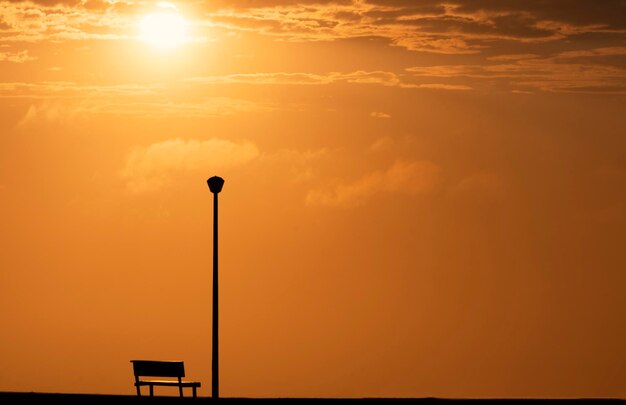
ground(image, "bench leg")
xmin=179 ymin=384 xmax=183 ymax=397
xmin=135 ymin=385 xmax=141 ymax=397
xmin=193 ymin=386 xmax=197 ymax=398
xmin=149 ymin=384 xmax=154 ymax=397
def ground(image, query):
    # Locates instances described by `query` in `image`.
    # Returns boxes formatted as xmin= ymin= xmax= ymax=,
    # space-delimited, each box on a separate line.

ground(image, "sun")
xmin=139 ymin=3 xmax=189 ymax=50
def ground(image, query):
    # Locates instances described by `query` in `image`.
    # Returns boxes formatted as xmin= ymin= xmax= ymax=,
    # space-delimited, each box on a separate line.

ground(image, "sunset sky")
xmin=1 ymin=0 xmax=625 ymax=399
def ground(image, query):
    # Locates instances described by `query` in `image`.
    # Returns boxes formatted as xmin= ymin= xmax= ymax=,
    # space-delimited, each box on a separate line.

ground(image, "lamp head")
xmin=207 ymin=176 xmax=225 ymax=193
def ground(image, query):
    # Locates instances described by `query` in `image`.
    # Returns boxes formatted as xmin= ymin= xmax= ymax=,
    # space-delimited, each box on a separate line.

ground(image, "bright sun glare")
xmin=139 ymin=3 xmax=188 ymax=50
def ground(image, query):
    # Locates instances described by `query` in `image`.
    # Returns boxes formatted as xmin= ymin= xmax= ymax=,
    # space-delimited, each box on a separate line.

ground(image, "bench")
xmin=130 ymin=360 xmax=201 ymax=398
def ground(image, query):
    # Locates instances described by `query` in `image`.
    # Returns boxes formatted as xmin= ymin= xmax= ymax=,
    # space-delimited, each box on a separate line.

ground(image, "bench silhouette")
xmin=130 ymin=360 xmax=201 ymax=398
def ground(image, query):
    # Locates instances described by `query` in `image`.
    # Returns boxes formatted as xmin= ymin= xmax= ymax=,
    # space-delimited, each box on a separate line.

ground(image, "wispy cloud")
xmin=370 ymin=111 xmax=390 ymax=119
xmin=185 ymin=72 xmax=336 ymax=85
xmin=3 ymin=80 xmax=269 ymax=122
xmin=121 ymin=138 xmax=259 ymax=192
xmin=408 ymin=83 xmax=472 ymax=91
xmin=186 ymin=70 xmax=470 ymax=91
xmin=368 ymin=136 xmax=394 ymax=152
xmin=15 ymin=97 xmax=263 ymax=127
xmin=185 ymin=70 xmax=402 ymax=87
xmin=0 ymin=50 xmax=36 ymax=63
xmin=80 ymin=97 xmax=264 ymax=117
xmin=0 ymin=81 xmax=163 ymax=99
xmin=0 ymin=1 xmax=133 ymax=43
xmin=306 ymin=159 xmax=441 ymax=207
xmin=17 ymin=101 xmax=77 ymax=128
xmin=407 ymin=47 xmax=626 ymax=93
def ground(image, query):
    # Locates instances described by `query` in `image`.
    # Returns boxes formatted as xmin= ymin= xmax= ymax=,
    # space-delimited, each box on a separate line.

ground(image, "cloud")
xmin=0 ymin=81 xmax=162 ymax=99
xmin=201 ymin=0 xmax=354 ymax=8
xmin=368 ymin=136 xmax=394 ymax=152
xmin=257 ymin=147 xmax=330 ymax=184
xmin=187 ymin=70 xmax=472 ymax=90
xmin=306 ymin=159 xmax=441 ymax=207
xmin=204 ymin=2 xmax=487 ymax=54
xmin=1 ymin=82 xmax=264 ymax=115
xmin=0 ymin=50 xmax=36 ymax=63
xmin=10 ymin=84 xmax=264 ymax=124
xmin=121 ymin=138 xmax=259 ymax=192
xmin=391 ymin=35 xmax=484 ymax=54
xmin=370 ymin=111 xmax=390 ymax=119
xmin=555 ymin=47 xmax=626 ymax=60
xmin=16 ymin=101 xmax=76 ymax=127
xmin=487 ymin=54 xmax=539 ymax=61
xmin=409 ymin=83 xmax=473 ymax=90
xmin=186 ymin=70 xmax=402 ymax=86
xmin=1 ymin=0 xmax=624 ymax=60
xmin=0 ymin=1 xmax=132 ymax=43
xmin=82 ymin=97 xmax=263 ymax=117
xmin=406 ymin=47 xmax=626 ymax=93
xmin=185 ymin=72 xmax=335 ymax=85
xmin=1 ymin=0 xmax=624 ymax=78
xmin=2 ymin=1 xmax=625 ymax=96
xmin=449 ymin=0 xmax=626 ymax=30
xmin=201 ymin=0 xmax=626 ymax=54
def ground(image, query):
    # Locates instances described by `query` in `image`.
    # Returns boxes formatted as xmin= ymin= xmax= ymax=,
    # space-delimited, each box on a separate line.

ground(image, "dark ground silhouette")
xmin=1 ymin=392 xmax=623 ymax=404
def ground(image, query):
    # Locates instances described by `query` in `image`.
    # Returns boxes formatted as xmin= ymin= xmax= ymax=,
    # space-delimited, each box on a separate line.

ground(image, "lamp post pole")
xmin=207 ymin=176 xmax=224 ymax=400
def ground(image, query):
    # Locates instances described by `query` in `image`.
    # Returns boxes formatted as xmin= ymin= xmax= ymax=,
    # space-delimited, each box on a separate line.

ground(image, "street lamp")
xmin=207 ymin=175 xmax=224 ymax=400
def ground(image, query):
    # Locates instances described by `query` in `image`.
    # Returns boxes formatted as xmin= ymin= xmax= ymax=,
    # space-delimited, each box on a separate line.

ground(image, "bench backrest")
xmin=131 ymin=360 xmax=186 ymax=378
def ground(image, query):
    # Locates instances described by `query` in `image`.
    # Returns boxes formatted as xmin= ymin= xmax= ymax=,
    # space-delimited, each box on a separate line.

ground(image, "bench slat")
xmin=135 ymin=381 xmax=201 ymax=387
xmin=131 ymin=360 xmax=185 ymax=377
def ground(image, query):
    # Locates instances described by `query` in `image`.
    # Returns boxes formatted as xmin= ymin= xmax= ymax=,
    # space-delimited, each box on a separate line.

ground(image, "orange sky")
xmin=1 ymin=0 xmax=625 ymax=399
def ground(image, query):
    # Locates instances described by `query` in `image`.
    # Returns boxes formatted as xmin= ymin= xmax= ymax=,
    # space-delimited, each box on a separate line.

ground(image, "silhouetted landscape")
xmin=2 ymin=392 xmax=625 ymax=404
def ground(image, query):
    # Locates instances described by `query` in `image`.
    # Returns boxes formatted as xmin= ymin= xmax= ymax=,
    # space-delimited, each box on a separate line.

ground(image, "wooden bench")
xmin=130 ymin=360 xmax=201 ymax=398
